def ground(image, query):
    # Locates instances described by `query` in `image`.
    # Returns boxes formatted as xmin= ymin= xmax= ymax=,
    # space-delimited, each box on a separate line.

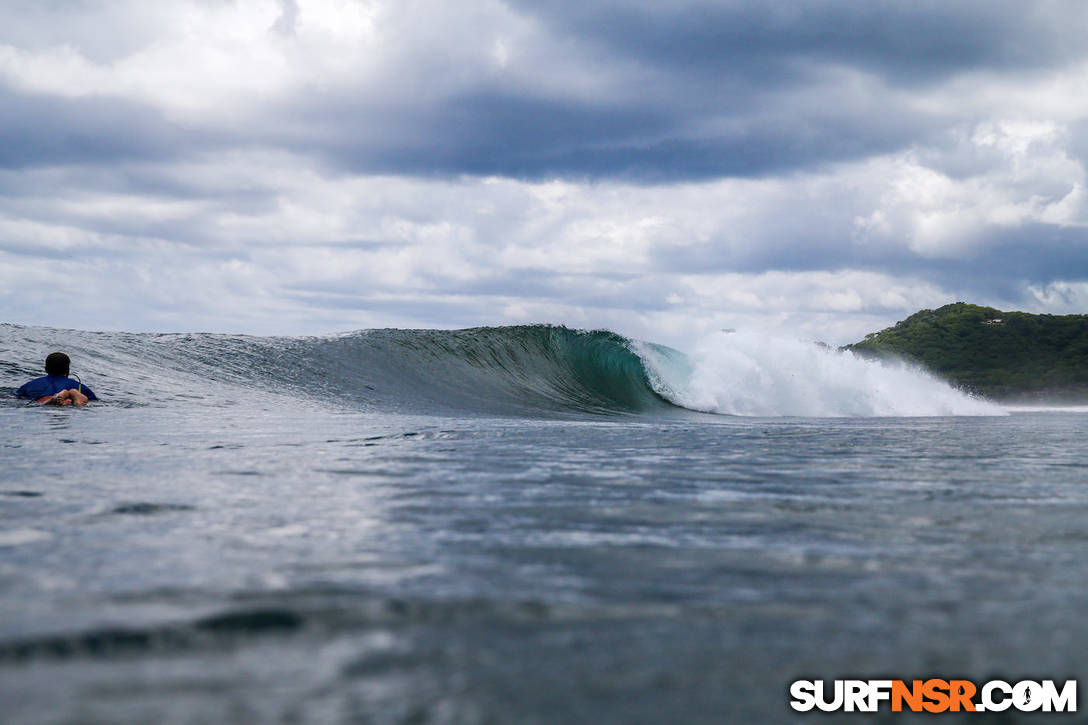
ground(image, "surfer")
xmin=13 ymin=352 xmax=98 ymax=406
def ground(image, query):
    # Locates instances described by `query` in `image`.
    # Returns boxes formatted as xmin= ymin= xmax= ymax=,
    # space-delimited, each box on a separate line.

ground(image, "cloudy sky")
xmin=3 ymin=0 xmax=1088 ymax=346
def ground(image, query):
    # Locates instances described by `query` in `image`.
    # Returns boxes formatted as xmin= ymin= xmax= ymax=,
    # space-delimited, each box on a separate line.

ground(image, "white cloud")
xmin=0 ymin=0 xmax=615 ymax=124
xmin=0 ymin=151 xmax=983 ymax=344
xmin=853 ymin=122 xmax=1088 ymax=257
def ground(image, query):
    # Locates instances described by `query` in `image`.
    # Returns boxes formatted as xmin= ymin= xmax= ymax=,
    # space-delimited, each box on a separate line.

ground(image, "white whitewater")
xmin=638 ymin=331 xmax=1003 ymax=417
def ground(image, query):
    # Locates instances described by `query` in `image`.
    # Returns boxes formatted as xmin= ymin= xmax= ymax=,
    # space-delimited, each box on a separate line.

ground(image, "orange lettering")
xmin=892 ymin=680 xmax=924 ymax=712
xmin=949 ymin=680 xmax=976 ymax=712
xmin=923 ymin=679 xmax=951 ymax=713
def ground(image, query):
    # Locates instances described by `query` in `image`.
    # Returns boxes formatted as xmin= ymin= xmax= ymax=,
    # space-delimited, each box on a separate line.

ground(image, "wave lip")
xmin=637 ymin=331 xmax=1004 ymax=418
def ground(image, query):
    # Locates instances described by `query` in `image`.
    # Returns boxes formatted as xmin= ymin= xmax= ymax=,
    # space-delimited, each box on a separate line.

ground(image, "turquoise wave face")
xmin=294 ymin=325 xmax=683 ymax=416
xmin=1 ymin=324 xmax=683 ymax=418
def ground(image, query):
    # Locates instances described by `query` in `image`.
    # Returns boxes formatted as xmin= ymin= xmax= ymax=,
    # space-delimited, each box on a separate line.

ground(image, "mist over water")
xmin=639 ymin=331 xmax=1002 ymax=418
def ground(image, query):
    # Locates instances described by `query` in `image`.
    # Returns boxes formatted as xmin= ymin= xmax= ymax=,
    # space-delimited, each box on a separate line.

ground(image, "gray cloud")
xmin=306 ymin=0 xmax=1088 ymax=180
xmin=6 ymin=1 xmax=1080 ymax=181
xmin=0 ymin=90 xmax=183 ymax=168
xmin=310 ymin=88 xmax=929 ymax=181
xmin=510 ymin=0 xmax=1088 ymax=83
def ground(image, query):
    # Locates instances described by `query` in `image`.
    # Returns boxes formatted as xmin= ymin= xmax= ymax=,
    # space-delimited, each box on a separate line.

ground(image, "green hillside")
xmin=847 ymin=303 xmax=1088 ymax=400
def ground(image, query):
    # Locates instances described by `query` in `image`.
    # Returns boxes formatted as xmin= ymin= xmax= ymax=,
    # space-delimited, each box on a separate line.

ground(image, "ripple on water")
xmin=110 ymin=503 xmax=197 ymax=516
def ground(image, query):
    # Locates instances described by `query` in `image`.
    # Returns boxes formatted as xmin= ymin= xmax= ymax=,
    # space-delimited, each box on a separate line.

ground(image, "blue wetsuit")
xmin=13 ymin=375 xmax=98 ymax=401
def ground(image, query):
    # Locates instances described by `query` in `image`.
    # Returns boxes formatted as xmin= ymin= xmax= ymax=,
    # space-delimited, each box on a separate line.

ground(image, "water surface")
xmin=2 ymin=324 xmax=1084 ymax=723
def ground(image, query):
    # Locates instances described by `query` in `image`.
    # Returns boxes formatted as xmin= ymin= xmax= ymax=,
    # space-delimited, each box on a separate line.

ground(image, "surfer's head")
xmin=45 ymin=352 xmax=70 ymax=377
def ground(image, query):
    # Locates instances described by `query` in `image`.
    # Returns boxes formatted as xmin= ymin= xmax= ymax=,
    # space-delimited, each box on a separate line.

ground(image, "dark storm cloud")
xmin=950 ymin=224 xmax=1088 ymax=286
xmin=4 ymin=1 xmax=1085 ymax=182
xmin=509 ymin=0 xmax=1087 ymax=84
xmin=0 ymin=88 xmax=202 ymax=169
xmin=696 ymin=218 xmax=1088 ymax=276
xmin=317 ymin=92 xmax=674 ymax=180
xmin=279 ymin=1 xmax=1087 ymax=181
xmin=315 ymin=89 xmax=926 ymax=181
xmin=658 ymin=219 xmax=1088 ymax=304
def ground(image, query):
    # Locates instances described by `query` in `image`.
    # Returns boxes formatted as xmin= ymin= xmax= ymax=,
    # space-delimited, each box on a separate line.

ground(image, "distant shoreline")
xmin=847 ymin=302 xmax=1088 ymax=401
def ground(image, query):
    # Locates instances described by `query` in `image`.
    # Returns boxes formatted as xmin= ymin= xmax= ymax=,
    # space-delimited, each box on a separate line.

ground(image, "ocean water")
xmin=1 ymin=323 xmax=1086 ymax=724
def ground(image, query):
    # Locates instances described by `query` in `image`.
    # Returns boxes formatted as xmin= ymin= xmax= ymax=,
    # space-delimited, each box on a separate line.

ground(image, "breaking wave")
xmin=638 ymin=331 xmax=1000 ymax=417
xmin=1 ymin=323 xmax=1001 ymax=418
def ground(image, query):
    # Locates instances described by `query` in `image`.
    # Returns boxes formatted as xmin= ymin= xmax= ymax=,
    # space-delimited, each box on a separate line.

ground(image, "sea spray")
xmin=636 ymin=330 xmax=1003 ymax=417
